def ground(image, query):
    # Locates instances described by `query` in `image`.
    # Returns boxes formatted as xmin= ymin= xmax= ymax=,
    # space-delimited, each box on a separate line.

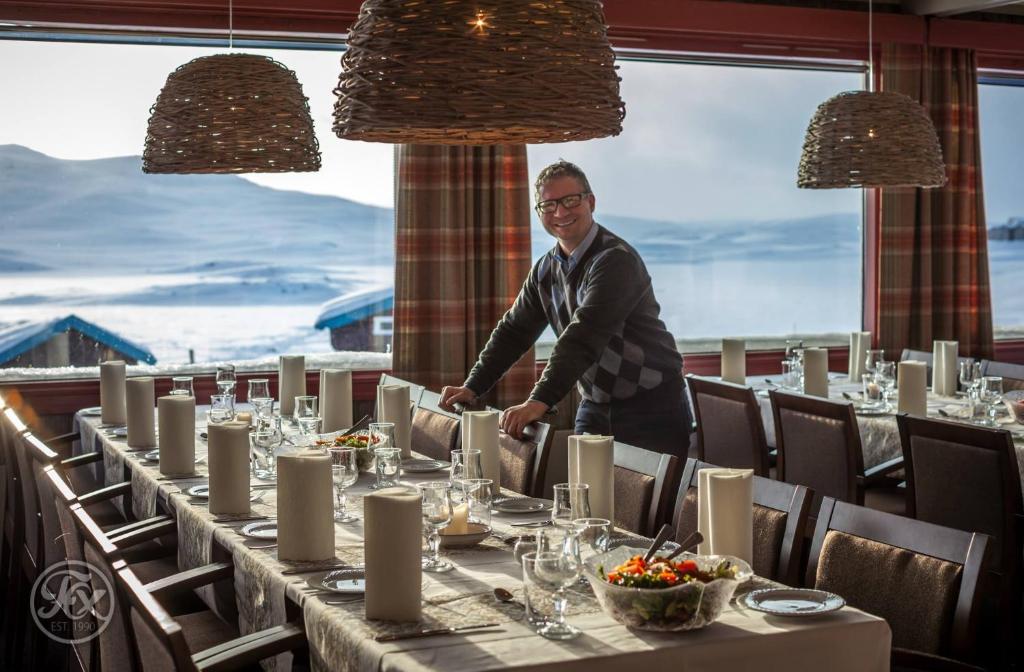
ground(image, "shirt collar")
xmin=552 ymin=222 xmax=600 ymax=273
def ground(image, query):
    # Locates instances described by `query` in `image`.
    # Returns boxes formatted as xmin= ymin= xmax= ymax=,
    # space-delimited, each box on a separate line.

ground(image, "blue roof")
xmin=0 ymin=314 xmax=157 ymax=365
xmin=315 ymin=286 xmax=393 ymax=330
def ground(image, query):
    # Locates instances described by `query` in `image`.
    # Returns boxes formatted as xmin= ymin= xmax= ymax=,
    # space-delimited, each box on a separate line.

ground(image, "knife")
xmin=374 ymin=623 xmax=501 ymax=642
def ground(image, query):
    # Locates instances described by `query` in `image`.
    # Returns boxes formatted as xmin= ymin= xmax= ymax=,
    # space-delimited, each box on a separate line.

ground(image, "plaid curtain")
xmin=876 ymin=44 xmax=994 ymax=359
xmin=392 ymin=144 xmax=535 ymax=409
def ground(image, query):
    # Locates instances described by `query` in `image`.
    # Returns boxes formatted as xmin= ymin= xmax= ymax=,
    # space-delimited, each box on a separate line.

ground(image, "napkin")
xmin=932 ymin=340 xmax=958 ymax=397
xmin=803 ymin=347 xmax=829 ymax=398
xmin=567 ymin=434 xmax=614 ymax=521
xmin=207 ymin=422 xmax=251 ymax=515
xmin=697 ymin=467 xmax=753 ymax=564
xmin=278 ymin=355 xmax=306 ymax=417
xmin=462 ymin=410 xmax=501 ymax=495
xmin=898 ymin=361 xmax=928 ymax=416
xmin=721 ymin=338 xmax=746 ymax=385
xmin=125 ymin=377 xmax=156 ymax=449
xmin=100 ymin=360 xmax=127 ymax=425
xmin=277 ymin=451 xmax=335 ymax=561
xmin=379 ymin=385 xmax=412 ymax=458
xmin=364 ymin=487 xmax=422 ymax=622
xmin=320 ymin=369 xmax=353 ymax=433
xmin=848 ymin=331 xmax=871 ymax=381
xmin=157 ymin=395 xmax=195 ymax=476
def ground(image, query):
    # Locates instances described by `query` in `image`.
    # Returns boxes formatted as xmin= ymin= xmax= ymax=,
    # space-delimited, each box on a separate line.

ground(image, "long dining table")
xmin=74 ymin=407 xmax=892 ymax=672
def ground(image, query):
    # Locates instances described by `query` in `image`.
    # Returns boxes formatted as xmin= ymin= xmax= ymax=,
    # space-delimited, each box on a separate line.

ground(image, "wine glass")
xmin=419 ymin=481 xmax=454 ymax=573
xmin=170 ymin=376 xmax=194 ymax=397
xmin=449 ymin=449 xmax=482 ymax=502
xmin=571 ymin=518 xmax=611 ymax=563
xmin=979 ymin=376 xmax=1003 ymax=427
xmin=250 ymin=420 xmax=281 ymax=480
xmin=461 ymin=478 xmax=493 ymax=529
xmin=876 ymin=361 xmax=896 ymax=409
xmin=248 ymin=378 xmax=273 ymax=416
xmin=551 ymin=483 xmax=590 ymax=528
xmin=216 ymin=365 xmax=236 ymax=396
xmin=294 ymin=395 xmax=320 ymax=435
xmin=865 ymin=350 xmax=885 ymax=376
xmin=329 ymin=447 xmax=359 ymax=523
xmin=529 ymin=545 xmax=583 ymax=640
xmin=959 ymin=361 xmax=982 ymax=398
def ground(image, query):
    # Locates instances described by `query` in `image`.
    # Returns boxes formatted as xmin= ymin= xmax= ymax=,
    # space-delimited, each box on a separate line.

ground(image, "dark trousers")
xmin=574 ymin=375 xmax=691 ymax=458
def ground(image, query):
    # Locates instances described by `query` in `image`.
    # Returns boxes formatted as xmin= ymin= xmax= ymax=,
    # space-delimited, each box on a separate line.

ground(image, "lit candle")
xmin=445 ymin=502 xmax=470 ymax=534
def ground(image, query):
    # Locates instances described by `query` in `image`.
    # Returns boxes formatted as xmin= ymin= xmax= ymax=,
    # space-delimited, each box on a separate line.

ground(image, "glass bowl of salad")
xmin=312 ymin=431 xmax=375 ymax=472
xmin=585 ymin=545 xmax=752 ymax=631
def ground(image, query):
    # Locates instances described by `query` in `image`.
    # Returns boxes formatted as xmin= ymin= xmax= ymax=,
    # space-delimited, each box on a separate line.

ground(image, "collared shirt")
xmin=552 ymin=221 xmax=600 ymax=275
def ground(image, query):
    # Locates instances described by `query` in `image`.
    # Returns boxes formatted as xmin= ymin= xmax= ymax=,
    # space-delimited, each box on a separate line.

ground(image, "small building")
xmin=0 ymin=314 xmax=157 ymax=368
xmin=315 ymin=286 xmax=394 ymax=353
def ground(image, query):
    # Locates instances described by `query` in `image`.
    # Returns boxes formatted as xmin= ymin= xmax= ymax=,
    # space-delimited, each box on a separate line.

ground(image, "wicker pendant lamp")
xmin=143 ymin=3 xmax=320 ymax=174
xmin=332 ymin=0 xmax=625 ymax=145
xmin=797 ymin=1 xmax=945 ymax=189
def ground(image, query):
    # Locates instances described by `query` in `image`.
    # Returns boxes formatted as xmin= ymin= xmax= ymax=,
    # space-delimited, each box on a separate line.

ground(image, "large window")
xmin=527 ymin=58 xmax=864 ymax=352
xmin=0 ymin=39 xmax=395 ymax=370
xmin=979 ymin=78 xmax=1024 ymax=339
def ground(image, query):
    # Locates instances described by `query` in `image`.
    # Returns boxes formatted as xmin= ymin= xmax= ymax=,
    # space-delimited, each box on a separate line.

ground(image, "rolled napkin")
xmin=364 ymin=487 xmax=422 ymax=622
xmin=848 ymin=331 xmax=871 ymax=381
xmin=320 ymin=369 xmax=354 ymax=433
xmin=721 ymin=338 xmax=746 ymax=385
xmin=125 ymin=377 xmax=156 ymax=449
xmin=803 ymin=347 xmax=829 ymax=398
xmin=207 ymin=422 xmax=251 ymax=515
xmin=462 ymin=410 xmax=501 ymax=495
xmin=277 ymin=451 xmax=335 ymax=561
xmin=278 ymin=355 xmax=306 ymax=417
xmin=379 ymin=385 xmax=412 ymax=458
xmin=157 ymin=395 xmax=195 ymax=476
xmin=567 ymin=434 xmax=614 ymax=521
xmin=100 ymin=360 xmax=127 ymax=425
xmin=932 ymin=340 xmax=958 ymax=397
xmin=697 ymin=467 xmax=753 ymax=564
xmin=898 ymin=361 xmax=928 ymax=416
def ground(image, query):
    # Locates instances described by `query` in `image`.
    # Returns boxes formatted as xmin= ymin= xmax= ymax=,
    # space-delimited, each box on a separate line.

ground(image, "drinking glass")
xmin=450 ymin=449 xmax=483 ymax=503
xmin=170 ymin=376 xmax=194 ymax=397
xmin=419 ymin=481 xmax=454 ymax=573
xmin=780 ymin=360 xmax=799 ymax=390
xmin=551 ymin=483 xmax=591 ymax=528
xmin=979 ymin=376 xmax=1004 ymax=427
xmin=461 ymin=478 xmax=493 ymax=529
xmin=250 ymin=422 xmax=281 ymax=480
xmin=520 ymin=552 xmax=552 ymax=629
xmin=215 ymin=365 xmax=236 ymax=396
xmin=571 ymin=518 xmax=611 ymax=564
xmin=329 ymin=447 xmax=360 ymax=523
xmin=876 ymin=361 xmax=896 ymax=408
xmin=528 ymin=546 xmax=582 ymax=640
xmin=862 ymin=374 xmax=883 ymax=408
xmin=208 ymin=393 xmax=235 ymax=424
xmin=248 ymin=379 xmax=273 ymax=415
xmin=865 ymin=350 xmax=885 ymax=376
xmin=784 ymin=339 xmax=804 ymax=361
xmin=373 ymin=446 xmax=401 ymax=489
xmin=959 ymin=361 xmax=982 ymax=397
xmin=294 ymin=395 xmax=320 ymax=435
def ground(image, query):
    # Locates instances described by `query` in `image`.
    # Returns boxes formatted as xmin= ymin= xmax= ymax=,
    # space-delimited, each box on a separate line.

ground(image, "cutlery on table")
xmin=662 ymin=531 xmax=704 ymax=562
xmin=281 ymin=563 xmax=357 ymax=576
xmin=374 ymin=623 xmax=501 ymax=642
xmin=493 ymin=588 xmax=525 ymax=610
xmin=213 ymin=515 xmax=270 ymax=523
xmin=509 ymin=520 xmax=553 ymax=528
xmin=642 ymin=524 xmax=675 ymax=563
xmin=345 ymin=414 xmax=372 ymax=435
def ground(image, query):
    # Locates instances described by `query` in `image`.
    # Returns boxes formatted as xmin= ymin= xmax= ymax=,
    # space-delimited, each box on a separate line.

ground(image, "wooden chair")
xmin=808 ymin=498 xmax=990 ymax=671
xmin=411 ymin=389 xmax=461 ymax=461
xmin=769 ymin=390 xmax=904 ymax=514
xmin=612 ymin=440 xmax=679 ymax=537
xmin=979 ymin=359 xmax=1024 ymax=391
xmin=686 ymin=375 xmax=770 ymax=476
xmin=495 ymin=417 xmax=553 ymax=498
xmin=672 ymin=458 xmax=812 ymax=585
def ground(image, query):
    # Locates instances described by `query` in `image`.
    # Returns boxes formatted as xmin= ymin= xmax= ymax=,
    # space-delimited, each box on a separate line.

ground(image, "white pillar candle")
xmin=464 ymin=410 xmax=501 ymax=495
xmin=364 ymin=487 xmax=422 ymax=622
xmin=157 ymin=395 xmax=195 ymax=476
xmin=568 ymin=435 xmax=614 ymax=522
xmin=277 ymin=450 xmax=335 ymax=561
xmin=378 ymin=385 xmax=412 ymax=458
xmin=933 ymin=340 xmax=958 ymax=397
xmin=207 ymin=422 xmax=251 ymax=515
xmin=100 ymin=360 xmax=127 ymax=425
xmin=898 ymin=361 xmax=928 ymax=416
xmin=697 ymin=468 xmax=754 ymax=564
xmin=320 ymin=369 xmax=353 ymax=433
xmin=125 ymin=377 xmax=156 ymax=449
xmin=803 ymin=348 xmax=829 ymax=398
xmin=278 ymin=355 xmax=306 ymax=417
xmin=848 ymin=331 xmax=871 ymax=381
xmin=721 ymin=338 xmax=746 ymax=385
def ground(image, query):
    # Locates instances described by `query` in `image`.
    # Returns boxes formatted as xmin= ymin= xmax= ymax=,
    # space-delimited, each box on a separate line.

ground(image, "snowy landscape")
xmin=0 ymin=144 xmax=1021 ymax=367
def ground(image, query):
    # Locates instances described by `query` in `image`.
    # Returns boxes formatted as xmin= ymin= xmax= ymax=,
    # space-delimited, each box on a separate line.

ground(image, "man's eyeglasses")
xmin=535 ymin=192 xmax=590 ymax=215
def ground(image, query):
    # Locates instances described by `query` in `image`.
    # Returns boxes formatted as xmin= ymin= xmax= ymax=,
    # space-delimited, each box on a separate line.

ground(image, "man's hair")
xmin=534 ymin=160 xmax=593 ymax=203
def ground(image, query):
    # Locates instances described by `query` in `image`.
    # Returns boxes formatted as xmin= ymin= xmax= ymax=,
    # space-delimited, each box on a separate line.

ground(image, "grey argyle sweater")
xmin=464 ymin=223 xmax=682 ymax=407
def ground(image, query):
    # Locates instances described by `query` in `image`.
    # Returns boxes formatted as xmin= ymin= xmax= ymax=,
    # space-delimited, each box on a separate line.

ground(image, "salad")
xmin=313 ymin=432 xmax=375 ymax=470
xmin=601 ymin=554 xmax=739 ymax=588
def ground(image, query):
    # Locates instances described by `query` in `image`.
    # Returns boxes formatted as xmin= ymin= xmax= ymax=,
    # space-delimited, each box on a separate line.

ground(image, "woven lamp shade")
xmin=798 ymin=90 xmax=946 ymax=189
xmin=332 ymin=0 xmax=625 ymax=145
xmin=143 ymin=53 xmax=321 ymax=174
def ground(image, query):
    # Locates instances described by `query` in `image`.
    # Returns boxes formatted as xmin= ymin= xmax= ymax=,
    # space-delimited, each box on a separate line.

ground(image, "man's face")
xmin=537 ymin=175 xmax=596 ymax=253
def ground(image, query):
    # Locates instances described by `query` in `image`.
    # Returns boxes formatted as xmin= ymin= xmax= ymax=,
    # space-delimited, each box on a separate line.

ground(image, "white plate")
xmin=855 ymin=405 xmax=893 ymax=417
xmin=401 ymin=458 xmax=449 ymax=474
xmin=308 ymin=568 xmax=366 ymax=594
xmin=494 ymin=497 xmax=553 ymax=514
xmin=743 ymin=588 xmax=845 ymax=616
xmin=143 ymin=449 xmax=160 ymax=462
xmin=80 ymin=407 xmax=102 ymax=416
xmin=187 ymin=485 xmax=263 ymax=502
xmin=240 ymin=521 xmax=278 ymax=540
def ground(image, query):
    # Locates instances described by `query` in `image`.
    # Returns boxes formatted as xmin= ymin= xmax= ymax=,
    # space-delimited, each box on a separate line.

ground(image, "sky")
xmin=0 ymin=38 xmax=1019 ymax=224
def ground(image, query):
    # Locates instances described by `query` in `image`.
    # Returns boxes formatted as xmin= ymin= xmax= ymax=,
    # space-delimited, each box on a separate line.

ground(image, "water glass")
xmin=781 ymin=360 xmax=799 ymax=390
xmin=551 ymin=483 xmax=591 ymax=528
xmin=526 ymin=547 xmax=582 ymax=640
xmin=571 ymin=518 xmax=611 ymax=563
xmin=865 ymin=350 xmax=885 ymax=376
xmin=862 ymin=373 xmax=883 ymax=408
xmin=208 ymin=393 xmax=235 ymax=424
xmin=215 ymin=365 xmax=236 ymax=396
xmin=170 ymin=376 xmax=194 ymax=397
xmin=419 ymin=481 xmax=454 ymax=573
xmin=250 ymin=426 xmax=281 ymax=480
xmin=979 ymin=376 xmax=1003 ymax=427
xmin=294 ymin=395 xmax=320 ymax=435
xmin=373 ymin=446 xmax=401 ymax=489
xmin=784 ymin=339 xmax=804 ymax=361
xmin=876 ymin=361 xmax=896 ymax=407
xmin=329 ymin=447 xmax=359 ymax=523
xmin=520 ymin=552 xmax=553 ymax=629
xmin=449 ymin=449 xmax=483 ymax=502
xmin=959 ymin=361 xmax=982 ymax=396
xmin=461 ymin=478 xmax=493 ymax=529
xmin=248 ymin=378 xmax=272 ymax=413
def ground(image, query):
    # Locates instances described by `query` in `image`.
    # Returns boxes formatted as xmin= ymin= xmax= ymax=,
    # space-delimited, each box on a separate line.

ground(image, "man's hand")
xmin=440 ymin=386 xmax=477 ymax=413
xmin=500 ymin=400 xmax=549 ymax=439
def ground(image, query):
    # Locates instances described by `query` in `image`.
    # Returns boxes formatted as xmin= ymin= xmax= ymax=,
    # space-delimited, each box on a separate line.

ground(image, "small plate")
xmin=494 ymin=497 xmax=552 ymax=514
xmin=743 ymin=588 xmax=845 ymax=616
xmin=855 ymin=405 xmax=892 ymax=417
xmin=143 ymin=449 xmax=160 ymax=462
xmin=240 ymin=521 xmax=278 ymax=540
xmin=401 ymin=458 xmax=449 ymax=474
xmin=187 ymin=485 xmax=263 ymax=502
xmin=308 ymin=568 xmax=366 ymax=594
xmin=80 ymin=407 xmax=102 ymax=417
xmin=439 ymin=523 xmax=491 ymax=548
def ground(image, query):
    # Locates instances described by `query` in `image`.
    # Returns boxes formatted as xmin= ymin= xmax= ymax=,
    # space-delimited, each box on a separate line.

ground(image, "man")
xmin=440 ymin=160 xmax=690 ymax=456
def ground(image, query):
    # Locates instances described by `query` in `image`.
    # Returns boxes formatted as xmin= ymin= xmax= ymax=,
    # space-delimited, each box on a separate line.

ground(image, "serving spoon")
xmin=661 ymin=531 xmax=704 ymax=562
xmin=642 ymin=524 xmax=675 ymax=563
